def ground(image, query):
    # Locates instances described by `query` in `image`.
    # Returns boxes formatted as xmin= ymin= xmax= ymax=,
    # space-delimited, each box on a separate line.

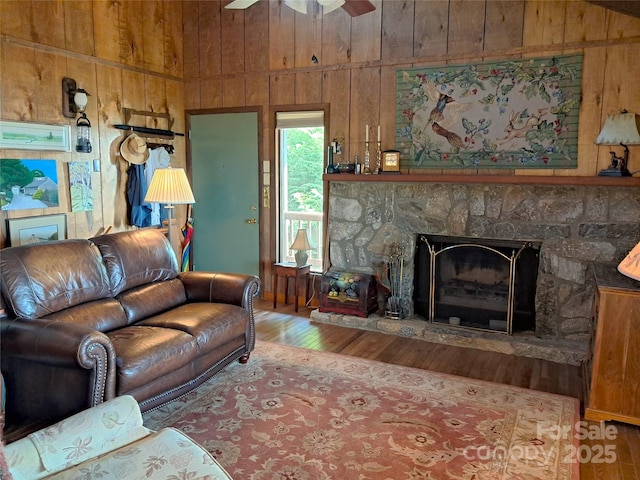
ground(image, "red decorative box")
xmin=319 ymin=270 xmax=378 ymax=318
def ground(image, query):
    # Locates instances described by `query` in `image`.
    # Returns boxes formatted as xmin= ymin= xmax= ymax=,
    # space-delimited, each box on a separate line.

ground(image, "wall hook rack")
xmin=113 ymin=108 xmax=184 ymax=138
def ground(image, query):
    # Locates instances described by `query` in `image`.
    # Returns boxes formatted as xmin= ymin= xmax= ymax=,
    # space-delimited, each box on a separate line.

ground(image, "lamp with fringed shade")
xmin=144 ymin=167 xmax=195 ymax=247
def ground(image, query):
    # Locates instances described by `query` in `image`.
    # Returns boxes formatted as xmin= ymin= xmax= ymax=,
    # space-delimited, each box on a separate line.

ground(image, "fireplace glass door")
xmin=414 ymin=235 xmax=540 ymax=334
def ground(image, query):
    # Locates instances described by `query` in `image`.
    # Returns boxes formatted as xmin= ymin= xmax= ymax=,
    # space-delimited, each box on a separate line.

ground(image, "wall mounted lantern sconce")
xmin=596 ymin=110 xmax=640 ymax=177
xmin=62 ymin=77 xmax=92 ymax=153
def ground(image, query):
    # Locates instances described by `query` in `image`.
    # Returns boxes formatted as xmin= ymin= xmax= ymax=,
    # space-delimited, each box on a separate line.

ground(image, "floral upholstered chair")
xmin=3 ymin=395 xmax=232 ymax=480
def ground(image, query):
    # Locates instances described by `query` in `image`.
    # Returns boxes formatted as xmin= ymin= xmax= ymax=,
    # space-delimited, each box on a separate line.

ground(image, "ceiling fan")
xmin=225 ymin=0 xmax=376 ymax=17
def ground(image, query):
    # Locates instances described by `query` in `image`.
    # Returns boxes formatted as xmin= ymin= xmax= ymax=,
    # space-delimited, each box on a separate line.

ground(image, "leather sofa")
xmin=0 ymin=228 xmax=260 ymax=435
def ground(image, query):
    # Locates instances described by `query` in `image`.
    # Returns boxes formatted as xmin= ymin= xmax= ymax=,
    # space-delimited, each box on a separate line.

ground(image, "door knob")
xmin=246 ymin=218 xmax=257 ymax=224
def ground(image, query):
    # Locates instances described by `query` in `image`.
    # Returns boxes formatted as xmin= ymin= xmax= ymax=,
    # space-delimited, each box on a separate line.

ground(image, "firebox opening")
xmin=414 ymin=235 xmax=541 ymax=334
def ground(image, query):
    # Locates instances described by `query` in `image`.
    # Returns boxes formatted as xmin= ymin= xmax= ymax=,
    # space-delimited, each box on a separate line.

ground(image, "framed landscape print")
xmin=0 ymin=120 xmax=71 ymax=152
xmin=7 ymin=214 xmax=66 ymax=247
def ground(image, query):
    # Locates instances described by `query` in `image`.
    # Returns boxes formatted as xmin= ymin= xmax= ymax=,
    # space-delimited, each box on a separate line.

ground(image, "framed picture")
xmin=7 ymin=214 xmax=66 ymax=247
xmin=0 ymin=120 xmax=71 ymax=152
xmin=1 ymin=159 xmax=60 ymax=210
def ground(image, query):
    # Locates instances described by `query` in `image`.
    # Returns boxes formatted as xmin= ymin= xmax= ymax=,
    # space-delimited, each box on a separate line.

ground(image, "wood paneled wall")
xmin=183 ymin=0 xmax=640 ymax=177
xmin=0 ymin=1 xmax=186 ymax=250
xmin=182 ymin=0 xmax=639 ymax=291
xmin=1 ymin=0 xmax=638 ymax=289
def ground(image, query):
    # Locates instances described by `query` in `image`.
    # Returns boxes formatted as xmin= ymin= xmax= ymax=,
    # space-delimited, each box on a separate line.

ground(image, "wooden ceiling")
xmin=586 ymin=1 xmax=640 ymax=18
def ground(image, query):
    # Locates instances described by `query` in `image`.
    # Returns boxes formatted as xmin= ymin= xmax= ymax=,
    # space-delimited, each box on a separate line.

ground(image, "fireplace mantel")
xmin=323 ymin=173 xmax=640 ymax=187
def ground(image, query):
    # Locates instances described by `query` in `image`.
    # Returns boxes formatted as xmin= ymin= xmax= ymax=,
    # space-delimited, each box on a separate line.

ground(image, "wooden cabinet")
xmin=584 ymin=264 xmax=640 ymax=426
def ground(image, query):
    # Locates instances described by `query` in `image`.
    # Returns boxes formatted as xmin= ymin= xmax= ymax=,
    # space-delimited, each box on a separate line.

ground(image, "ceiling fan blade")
xmin=225 ymin=0 xmax=260 ymax=9
xmin=285 ymin=0 xmax=308 ymax=14
xmin=318 ymin=0 xmax=345 ymax=14
xmin=341 ymin=0 xmax=375 ymax=16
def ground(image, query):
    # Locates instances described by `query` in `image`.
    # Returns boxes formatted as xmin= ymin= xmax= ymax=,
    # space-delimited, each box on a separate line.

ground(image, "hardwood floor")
xmin=254 ymin=299 xmax=640 ymax=480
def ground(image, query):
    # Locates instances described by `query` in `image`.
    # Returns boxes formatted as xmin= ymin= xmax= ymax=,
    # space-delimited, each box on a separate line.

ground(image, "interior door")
xmin=189 ymin=111 xmax=260 ymax=275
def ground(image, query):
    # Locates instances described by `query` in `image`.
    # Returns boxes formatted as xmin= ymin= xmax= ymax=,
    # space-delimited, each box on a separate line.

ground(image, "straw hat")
xmin=120 ymin=134 xmax=148 ymax=164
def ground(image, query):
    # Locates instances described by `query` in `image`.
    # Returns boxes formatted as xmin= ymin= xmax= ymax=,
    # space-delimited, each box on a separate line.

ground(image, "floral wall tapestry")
xmin=395 ymin=54 xmax=582 ymax=169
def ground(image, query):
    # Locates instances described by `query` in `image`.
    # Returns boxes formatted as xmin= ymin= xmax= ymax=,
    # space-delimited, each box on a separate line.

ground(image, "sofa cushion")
xmin=107 ymin=326 xmax=198 ymax=393
xmin=0 ymin=240 xmax=111 ymax=319
xmin=90 ymin=229 xmax=178 ymax=297
xmin=43 ymin=298 xmax=128 ymax=332
xmin=117 ymin=279 xmax=187 ymax=325
xmin=5 ymin=395 xmax=149 ymax=480
xmin=138 ymin=303 xmax=250 ymax=354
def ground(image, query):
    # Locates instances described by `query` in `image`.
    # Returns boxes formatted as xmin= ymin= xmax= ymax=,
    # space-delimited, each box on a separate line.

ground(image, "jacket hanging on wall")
xmin=145 ymin=147 xmax=171 ymax=226
xmin=126 ymin=163 xmax=152 ymax=227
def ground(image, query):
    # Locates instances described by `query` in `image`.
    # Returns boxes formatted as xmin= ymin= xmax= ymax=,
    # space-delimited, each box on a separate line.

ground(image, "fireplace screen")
xmin=414 ymin=235 xmax=540 ymax=334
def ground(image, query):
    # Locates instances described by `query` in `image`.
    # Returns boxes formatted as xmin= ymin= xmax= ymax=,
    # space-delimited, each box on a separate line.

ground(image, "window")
xmin=276 ymin=111 xmax=325 ymax=272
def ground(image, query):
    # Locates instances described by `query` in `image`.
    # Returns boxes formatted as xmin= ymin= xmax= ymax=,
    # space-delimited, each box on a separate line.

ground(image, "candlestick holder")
xmin=375 ymin=141 xmax=381 ymax=174
xmin=363 ymin=141 xmax=372 ymax=174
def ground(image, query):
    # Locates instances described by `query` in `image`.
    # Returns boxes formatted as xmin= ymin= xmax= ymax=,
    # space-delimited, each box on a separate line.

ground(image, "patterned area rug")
xmin=143 ymin=342 xmax=580 ymax=479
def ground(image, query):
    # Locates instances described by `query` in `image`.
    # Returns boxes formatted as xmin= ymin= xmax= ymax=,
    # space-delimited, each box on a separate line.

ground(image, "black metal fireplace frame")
xmin=415 ymin=235 xmax=541 ymax=335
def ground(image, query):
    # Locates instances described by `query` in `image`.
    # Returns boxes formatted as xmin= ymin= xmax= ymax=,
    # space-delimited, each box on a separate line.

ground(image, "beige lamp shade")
xmin=144 ymin=167 xmax=195 ymax=205
xmin=290 ymin=228 xmax=312 ymax=251
xmin=618 ymin=241 xmax=640 ymax=282
xmin=596 ymin=112 xmax=640 ymax=145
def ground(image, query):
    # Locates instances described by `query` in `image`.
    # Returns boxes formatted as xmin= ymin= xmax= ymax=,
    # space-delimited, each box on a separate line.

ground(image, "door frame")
xmin=186 ymin=106 xmax=264 ymax=279
xmin=269 ymin=103 xmax=331 ymax=283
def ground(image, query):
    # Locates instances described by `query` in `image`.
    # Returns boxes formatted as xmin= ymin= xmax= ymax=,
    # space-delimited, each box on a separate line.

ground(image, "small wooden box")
xmin=319 ymin=270 xmax=378 ymax=318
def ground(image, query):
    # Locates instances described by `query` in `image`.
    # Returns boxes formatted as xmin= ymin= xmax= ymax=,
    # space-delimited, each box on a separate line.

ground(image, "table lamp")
xmin=618 ymin=241 xmax=640 ymax=281
xmin=596 ymin=111 xmax=640 ymax=177
xmin=290 ymin=228 xmax=312 ymax=267
xmin=144 ymin=167 xmax=195 ymax=248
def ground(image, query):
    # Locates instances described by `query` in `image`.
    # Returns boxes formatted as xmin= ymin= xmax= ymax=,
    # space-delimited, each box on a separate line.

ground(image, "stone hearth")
xmin=322 ymin=179 xmax=640 ymax=363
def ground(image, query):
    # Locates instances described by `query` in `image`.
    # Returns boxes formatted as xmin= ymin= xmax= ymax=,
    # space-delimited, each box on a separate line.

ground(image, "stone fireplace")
xmin=310 ymin=178 xmax=640 ymax=365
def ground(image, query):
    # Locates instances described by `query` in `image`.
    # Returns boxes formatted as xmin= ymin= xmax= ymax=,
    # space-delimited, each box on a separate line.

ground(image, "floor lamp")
xmin=144 ymin=167 xmax=195 ymax=251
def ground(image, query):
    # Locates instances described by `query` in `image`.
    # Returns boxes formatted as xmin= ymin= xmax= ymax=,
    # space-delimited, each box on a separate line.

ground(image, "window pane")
xmin=279 ymin=124 xmax=324 ymax=272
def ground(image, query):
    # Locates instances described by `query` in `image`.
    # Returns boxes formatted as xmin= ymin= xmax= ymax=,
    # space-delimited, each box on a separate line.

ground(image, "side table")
xmin=273 ymin=262 xmax=311 ymax=312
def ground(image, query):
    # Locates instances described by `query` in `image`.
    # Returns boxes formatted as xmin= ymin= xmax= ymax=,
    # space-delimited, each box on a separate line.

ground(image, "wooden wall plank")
xmin=414 ymin=0 xmax=449 ymax=57
xmin=142 ymin=1 xmax=165 ymax=73
xmin=349 ymin=67 xmax=381 ymax=162
xmin=199 ymin=0 xmax=222 ymax=78
xmin=63 ymin=0 xmax=95 ymax=56
xmin=270 ymin=73 xmax=296 ymax=105
xmin=321 ymin=8 xmax=351 ymax=66
xmin=605 ymin=8 xmax=640 ymax=39
xmin=32 ymin=0 xmax=65 ymax=49
xmin=381 ymin=0 xmax=414 ymax=61
xmin=1 ymin=1 xmax=32 ymax=40
xmin=184 ymin=79 xmax=202 ymax=110
xmin=379 ymin=66 xmax=396 ymax=151
xmin=201 ymin=76 xmax=223 ymax=108
xmin=563 ymin=1 xmax=607 ymax=43
xmin=183 ymin=1 xmax=201 ymax=78
xmin=223 ymin=75 xmax=247 ymax=107
xmin=523 ymin=0 xmax=567 ymax=46
xmin=164 ymin=0 xmax=184 ymax=77
xmin=295 ymin=71 xmax=323 ymax=104
xmin=1 ymin=43 xmax=37 ymax=121
xmin=143 ymin=76 xmax=167 ymax=129
xmin=33 ymin=51 xmax=67 ymax=124
xmin=122 ymin=70 xmax=146 ymax=113
xmin=294 ymin=2 xmax=323 ymax=68
xmin=245 ymin=0 xmax=269 ymax=72
xmin=221 ymin=8 xmax=246 ymax=75
xmin=119 ymin=0 xmax=144 ymax=67
xmin=269 ymin=1 xmax=296 ymax=70
xmin=93 ymin=0 xmax=121 ymax=64
xmin=322 ymin=69 xmax=351 ymax=162
xmin=484 ymin=0 xmax=525 ymax=51
xmin=96 ymin=65 xmax=125 ymax=231
xmin=448 ymin=0 xmax=486 ymax=55
xmin=246 ymin=73 xmax=270 ymax=107
xmin=350 ymin=0 xmax=382 ymax=63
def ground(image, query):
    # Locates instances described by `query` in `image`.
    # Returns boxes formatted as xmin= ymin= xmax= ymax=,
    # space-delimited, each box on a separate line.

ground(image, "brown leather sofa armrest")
xmin=1 ymin=318 xmax=117 ymax=414
xmin=178 ymin=272 xmax=261 ymax=310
